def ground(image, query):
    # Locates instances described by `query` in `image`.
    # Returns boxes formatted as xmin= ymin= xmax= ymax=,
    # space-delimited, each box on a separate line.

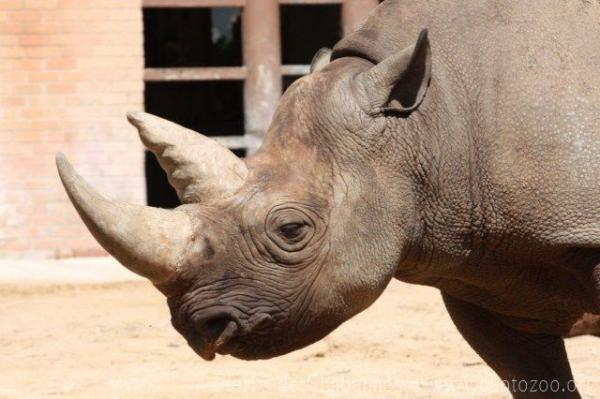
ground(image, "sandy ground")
xmin=1 ymin=258 xmax=599 ymax=399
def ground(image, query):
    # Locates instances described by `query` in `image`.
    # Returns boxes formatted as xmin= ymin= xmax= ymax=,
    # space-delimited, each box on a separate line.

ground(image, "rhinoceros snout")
xmin=185 ymin=307 xmax=276 ymax=361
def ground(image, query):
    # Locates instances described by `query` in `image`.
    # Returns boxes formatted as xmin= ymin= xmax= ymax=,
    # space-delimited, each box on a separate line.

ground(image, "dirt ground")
xmin=1 ymin=260 xmax=600 ymax=398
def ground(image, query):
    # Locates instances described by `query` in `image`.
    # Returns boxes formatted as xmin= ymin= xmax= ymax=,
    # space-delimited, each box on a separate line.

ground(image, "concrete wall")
xmin=0 ymin=0 xmax=145 ymax=258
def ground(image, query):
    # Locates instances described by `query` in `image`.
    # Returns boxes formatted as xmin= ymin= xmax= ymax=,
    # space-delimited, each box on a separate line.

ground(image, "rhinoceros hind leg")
xmin=442 ymin=292 xmax=581 ymax=398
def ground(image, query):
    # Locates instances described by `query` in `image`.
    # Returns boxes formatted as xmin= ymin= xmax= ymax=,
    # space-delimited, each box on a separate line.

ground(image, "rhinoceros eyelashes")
xmin=278 ymin=222 xmax=309 ymax=241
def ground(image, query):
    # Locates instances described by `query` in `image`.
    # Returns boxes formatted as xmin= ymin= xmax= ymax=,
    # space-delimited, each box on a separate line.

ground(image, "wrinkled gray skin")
xmin=58 ymin=1 xmax=600 ymax=397
xmin=323 ymin=1 xmax=600 ymax=397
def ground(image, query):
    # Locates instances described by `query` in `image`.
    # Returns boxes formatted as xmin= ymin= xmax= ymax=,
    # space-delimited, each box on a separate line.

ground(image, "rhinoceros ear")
xmin=310 ymin=47 xmax=332 ymax=73
xmin=356 ymin=29 xmax=431 ymax=115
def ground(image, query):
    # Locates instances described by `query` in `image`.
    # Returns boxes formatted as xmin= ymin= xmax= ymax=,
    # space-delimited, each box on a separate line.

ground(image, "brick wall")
xmin=0 ymin=0 xmax=145 ymax=258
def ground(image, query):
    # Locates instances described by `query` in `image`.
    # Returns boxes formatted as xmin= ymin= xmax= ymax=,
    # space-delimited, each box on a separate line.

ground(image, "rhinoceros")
xmin=57 ymin=0 xmax=600 ymax=397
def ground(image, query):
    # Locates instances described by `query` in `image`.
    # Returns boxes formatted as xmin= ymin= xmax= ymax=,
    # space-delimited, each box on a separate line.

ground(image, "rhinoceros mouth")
xmin=188 ymin=310 xmax=275 ymax=361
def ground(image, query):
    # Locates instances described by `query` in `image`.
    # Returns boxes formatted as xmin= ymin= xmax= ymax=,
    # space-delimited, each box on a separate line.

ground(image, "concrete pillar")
xmin=342 ymin=0 xmax=379 ymax=36
xmin=242 ymin=0 xmax=281 ymax=152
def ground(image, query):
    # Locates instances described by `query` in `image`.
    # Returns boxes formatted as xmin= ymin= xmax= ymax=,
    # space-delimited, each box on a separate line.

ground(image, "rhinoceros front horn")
xmin=56 ymin=153 xmax=192 ymax=284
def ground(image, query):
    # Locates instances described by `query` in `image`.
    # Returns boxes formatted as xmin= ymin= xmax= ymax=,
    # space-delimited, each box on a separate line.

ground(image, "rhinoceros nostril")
xmin=194 ymin=314 xmax=232 ymax=340
xmin=191 ymin=313 xmax=240 ymax=360
xmin=204 ymin=316 xmax=230 ymax=337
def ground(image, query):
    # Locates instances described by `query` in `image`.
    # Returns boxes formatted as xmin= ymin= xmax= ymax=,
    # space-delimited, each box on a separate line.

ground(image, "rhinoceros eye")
xmin=278 ymin=222 xmax=307 ymax=241
xmin=266 ymin=206 xmax=316 ymax=253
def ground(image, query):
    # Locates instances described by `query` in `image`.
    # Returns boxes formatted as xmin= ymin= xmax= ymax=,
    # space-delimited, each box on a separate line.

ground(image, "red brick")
xmin=20 ymin=106 xmax=66 ymax=119
xmin=0 ymin=35 xmax=18 ymax=45
xmin=28 ymin=70 xmax=60 ymax=81
xmin=46 ymin=82 xmax=76 ymax=94
xmin=45 ymin=58 xmax=76 ymax=70
xmin=0 ymin=0 xmax=143 ymax=259
xmin=57 ymin=0 xmax=139 ymax=8
xmin=0 ymin=46 xmax=25 ymax=57
xmin=1 ymin=96 xmax=26 ymax=106
xmin=3 ymin=70 xmax=28 ymax=82
xmin=0 ymin=22 xmax=24 ymax=33
xmin=24 ymin=0 xmax=57 ymax=8
xmin=23 ymin=21 xmax=61 ymax=33
xmin=18 ymin=34 xmax=53 ymax=46
xmin=23 ymin=46 xmax=63 ymax=58
xmin=0 ymin=0 xmax=24 ymax=9
xmin=27 ymin=94 xmax=58 ymax=106
xmin=8 ymin=9 xmax=42 ymax=23
xmin=11 ymin=59 xmax=43 ymax=70
xmin=12 ymin=83 xmax=42 ymax=95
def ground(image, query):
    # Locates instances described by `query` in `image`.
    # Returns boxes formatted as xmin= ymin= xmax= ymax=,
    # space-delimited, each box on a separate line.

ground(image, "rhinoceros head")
xmin=57 ymin=31 xmax=431 ymax=361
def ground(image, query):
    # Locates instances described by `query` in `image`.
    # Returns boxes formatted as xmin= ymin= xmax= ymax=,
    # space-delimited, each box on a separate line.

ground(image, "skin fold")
xmin=57 ymin=1 xmax=600 ymax=397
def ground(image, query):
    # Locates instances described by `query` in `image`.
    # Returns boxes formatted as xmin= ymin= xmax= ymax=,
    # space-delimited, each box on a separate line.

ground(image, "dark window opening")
xmin=145 ymin=81 xmax=244 ymax=135
xmin=144 ymin=8 xmax=242 ymax=67
xmin=144 ymin=79 xmax=244 ymax=208
xmin=280 ymin=5 xmax=342 ymax=65
xmin=283 ymin=75 xmax=302 ymax=93
xmin=143 ymin=6 xmax=245 ymax=209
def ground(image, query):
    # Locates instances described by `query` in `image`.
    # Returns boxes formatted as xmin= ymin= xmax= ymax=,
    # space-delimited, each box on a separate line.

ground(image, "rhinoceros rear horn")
xmin=56 ymin=153 xmax=192 ymax=284
xmin=356 ymin=29 xmax=431 ymax=114
xmin=127 ymin=112 xmax=248 ymax=204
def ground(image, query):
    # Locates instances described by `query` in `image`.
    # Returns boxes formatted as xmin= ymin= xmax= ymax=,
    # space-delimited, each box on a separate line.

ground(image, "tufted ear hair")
xmin=310 ymin=47 xmax=332 ymax=73
xmin=355 ymin=29 xmax=431 ymax=115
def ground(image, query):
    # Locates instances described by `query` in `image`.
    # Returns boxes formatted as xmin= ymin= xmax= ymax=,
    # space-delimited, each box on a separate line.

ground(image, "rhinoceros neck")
xmin=332 ymin=0 xmax=498 ymax=279
xmin=378 ymin=78 xmax=485 ymax=281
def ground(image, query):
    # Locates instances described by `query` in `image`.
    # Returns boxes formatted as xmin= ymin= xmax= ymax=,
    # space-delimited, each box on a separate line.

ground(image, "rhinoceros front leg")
xmin=441 ymin=292 xmax=580 ymax=399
